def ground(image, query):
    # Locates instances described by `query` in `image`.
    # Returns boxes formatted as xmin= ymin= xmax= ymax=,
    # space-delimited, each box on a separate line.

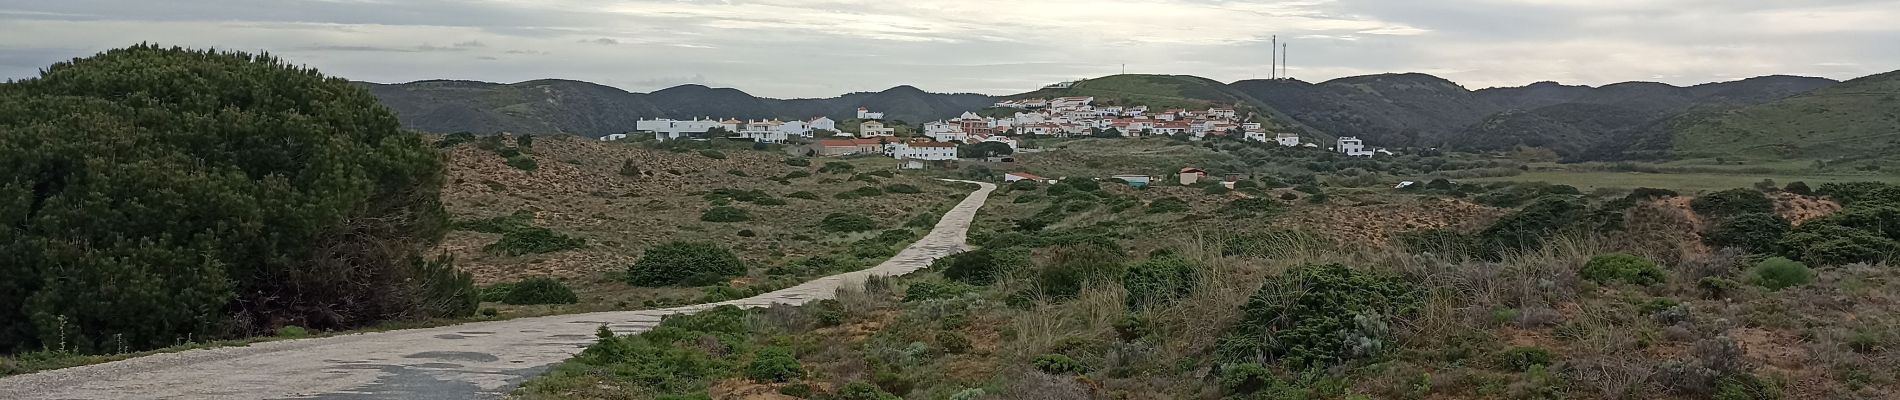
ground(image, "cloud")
xmin=0 ymin=0 xmax=1895 ymax=98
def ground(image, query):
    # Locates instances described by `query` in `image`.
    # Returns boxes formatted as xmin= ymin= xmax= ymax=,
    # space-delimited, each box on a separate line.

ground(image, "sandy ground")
xmin=0 ymin=181 xmax=995 ymax=400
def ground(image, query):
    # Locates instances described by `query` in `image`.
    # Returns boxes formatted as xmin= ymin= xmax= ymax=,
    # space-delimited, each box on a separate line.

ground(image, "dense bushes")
xmin=700 ymin=206 xmax=753 ymax=223
xmin=1121 ymin=255 xmax=1200 ymax=309
xmin=1036 ymin=242 xmax=1130 ymax=298
xmin=835 ymin=186 xmax=885 ymax=199
xmin=0 ymin=45 xmax=475 ymax=353
xmin=1747 ymin=257 xmax=1813 ymax=291
xmin=883 ymin=184 xmax=923 ymax=194
xmin=822 ymin=213 xmax=879 ymax=233
xmin=628 ymin=242 xmax=746 ymax=286
xmin=497 ymin=277 xmax=580 ymax=305
xmin=937 ymin=247 xmax=1032 ymax=285
xmin=745 ymin=346 xmax=803 ymax=383
xmin=1691 ymin=189 xmax=1774 ymax=219
xmin=532 ymin=306 xmax=751 ymax=396
xmin=1580 ymin=253 xmax=1666 ymax=286
xmin=1473 ymin=196 xmax=1587 ymax=259
xmin=457 ymin=211 xmax=586 ymax=255
xmin=1218 ymin=264 xmax=1418 ymax=368
xmin=1146 ymin=197 xmax=1190 ymax=213
xmin=1704 ymin=213 xmax=1790 ymax=253
xmin=1777 ymin=223 xmax=1897 ymax=265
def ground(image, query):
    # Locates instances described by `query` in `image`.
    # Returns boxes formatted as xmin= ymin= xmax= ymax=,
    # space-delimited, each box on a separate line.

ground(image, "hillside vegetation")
xmin=1670 ymin=71 xmax=1900 ymax=161
xmin=1007 ymin=74 xmax=1317 ymax=134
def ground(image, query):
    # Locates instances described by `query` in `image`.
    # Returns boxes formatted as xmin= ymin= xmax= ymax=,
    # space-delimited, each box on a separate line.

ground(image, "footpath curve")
xmin=0 ymin=180 xmax=996 ymax=400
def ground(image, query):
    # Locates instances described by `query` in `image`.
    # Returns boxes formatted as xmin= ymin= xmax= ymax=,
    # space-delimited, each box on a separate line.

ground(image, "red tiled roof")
xmin=910 ymin=142 xmax=959 ymax=148
xmin=1008 ymin=172 xmax=1045 ymax=181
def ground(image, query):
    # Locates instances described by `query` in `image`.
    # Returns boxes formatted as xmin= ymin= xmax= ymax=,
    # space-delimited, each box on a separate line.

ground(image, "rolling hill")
xmin=1008 ymin=74 xmax=1319 ymax=134
xmin=1232 ymin=73 xmax=1500 ymax=147
xmin=1669 ymin=70 xmax=1900 ymax=160
xmin=359 ymin=80 xmax=995 ymax=137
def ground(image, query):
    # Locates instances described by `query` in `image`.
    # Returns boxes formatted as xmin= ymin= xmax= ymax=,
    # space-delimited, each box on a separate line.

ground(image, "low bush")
xmin=1496 ymin=347 xmax=1555 ymax=372
xmin=820 ymin=213 xmax=879 ymax=233
xmin=783 ymin=158 xmax=811 ymax=167
xmin=1783 ymin=181 xmax=1813 ymax=196
xmin=1474 ymin=196 xmax=1587 ymax=259
xmin=486 ymin=227 xmax=587 ymax=256
xmin=835 ymin=382 xmax=900 ymax=400
xmin=505 ymin=154 xmax=538 ymax=171
xmin=835 ymin=186 xmax=884 ymax=199
xmin=1032 ymin=354 xmax=1088 ymax=374
xmin=277 ymin=326 xmax=310 ymax=339
xmin=1690 ymin=188 xmax=1774 ymax=219
xmin=1217 ymin=263 xmax=1419 ymax=368
xmin=628 ymin=242 xmax=746 ymax=286
xmin=1121 ymin=255 xmax=1200 ymax=309
xmin=746 ymin=346 xmax=803 ymax=383
xmin=1009 ymin=180 xmax=1039 ymax=191
xmin=819 ymin=161 xmax=856 ymax=174
xmin=787 ymin=191 xmax=819 ymax=200
xmin=700 ymin=206 xmax=753 ymax=223
xmin=1747 ymin=257 xmax=1813 ymax=291
xmin=938 ymin=247 xmax=1033 ymax=285
xmin=619 ymin=159 xmax=642 ymax=177
xmin=937 ymin=331 xmax=972 ymax=354
xmin=698 ymin=149 xmax=727 ymax=159
xmin=1036 ymin=242 xmax=1130 ymax=299
xmin=903 ymin=280 xmax=977 ymax=302
xmin=538 ymin=306 xmax=750 ymax=395
xmin=1705 ymin=213 xmax=1790 ymax=253
xmin=1580 ymin=253 xmax=1666 ymax=286
xmin=1777 ymin=223 xmax=1898 ymax=265
xmin=500 ymin=277 xmax=579 ymax=305
xmin=1221 ymin=197 xmax=1282 ymax=216
xmin=1146 ymin=197 xmax=1190 ymax=213
xmin=884 ymin=184 xmax=923 ymax=194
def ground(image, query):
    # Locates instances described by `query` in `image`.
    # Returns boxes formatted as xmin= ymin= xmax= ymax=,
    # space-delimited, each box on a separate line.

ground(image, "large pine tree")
xmin=0 ymin=44 xmax=475 ymax=353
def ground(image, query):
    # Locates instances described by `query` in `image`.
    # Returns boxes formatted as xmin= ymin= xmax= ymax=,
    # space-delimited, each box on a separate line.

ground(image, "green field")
xmin=1468 ymin=169 xmax=1900 ymax=192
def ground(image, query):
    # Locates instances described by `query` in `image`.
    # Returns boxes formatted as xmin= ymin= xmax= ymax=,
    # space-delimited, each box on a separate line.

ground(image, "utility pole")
xmin=1271 ymin=35 xmax=1278 ymax=79
xmin=1282 ymin=43 xmax=1289 ymax=80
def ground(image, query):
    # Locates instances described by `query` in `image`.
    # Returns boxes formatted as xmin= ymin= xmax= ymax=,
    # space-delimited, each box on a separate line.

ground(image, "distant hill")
xmin=1669 ymin=70 xmax=1900 ymax=160
xmin=1232 ymin=73 xmax=1499 ymax=147
xmin=1009 ymin=74 xmax=1319 ymax=134
xmin=359 ymin=80 xmax=995 ymax=137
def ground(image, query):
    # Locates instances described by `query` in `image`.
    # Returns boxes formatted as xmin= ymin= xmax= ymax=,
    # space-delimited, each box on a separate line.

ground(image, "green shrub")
xmin=1783 ymin=181 xmax=1813 ymax=196
xmin=1031 ymin=353 xmax=1088 ymax=374
xmin=541 ymin=306 xmax=749 ymax=395
xmin=1580 ymin=253 xmax=1666 ymax=286
xmin=700 ymin=206 xmax=753 ymax=223
xmin=1203 ymin=184 xmax=1233 ymax=195
xmin=746 ymin=346 xmax=803 ymax=383
xmin=1691 ymin=188 xmax=1775 ymax=219
xmin=0 ymin=45 xmax=477 ymax=352
xmin=1113 ymin=313 xmax=1155 ymax=341
xmin=1496 ymin=347 xmax=1555 ymax=371
xmin=834 ymin=186 xmax=884 ymax=199
xmin=628 ymin=242 xmax=746 ymax=286
xmin=835 ymin=382 xmax=900 ymax=400
xmin=698 ymin=149 xmax=727 ymax=159
xmin=1396 ymin=229 xmax=1476 ymax=256
xmin=819 ymin=161 xmax=856 ymax=174
xmin=937 ymin=331 xmax=973 ymax=354
xmin=505 ymin=154 xmax=538 ymax=171
xmin=1705 ymin=213 xmax=1790 ymax=253
xmin=938 ymin=247 xmax=1032 ymax=285
xmin=487 ymin=227 xmax=587 ymax=256
xmin=1221 ymin=197 xmax=1282 ymax=216
xmin=1218 ymin=363 xmax=1275 ymax=395
xmin=619 ymin=159 xmax=642 ymax=177
xmin=1777 ymin=223 xmax=1898 ymax=265
xmin=783 ymin=158 xmax=811 ymax=167
xmin=903 ymin=280 xmax=976 ymax=302
xmin=1474 ymin=196 xmax=1587 ymax=259
xmin=821 ymin=213 xmax=879 ymax=233
xmin=1037 ymin=242 xmax=1129 ymax=299
xmin=1146 ymin=197 xmax=1190 ymax=213
xmin=1816 ymin=204 xmax=1900 ymax=240
xmin=1009 ymin=180 xmax=1039 ymax=191
xmin=480 ymin=283 xmax=515 ymax=302
xmin=1747 ymin=257 xmax=1813 ymax=291
xmin=1121 ymin=255 xmax=1200 ymax=309
xmin=500 ymin=277 xmax=579 ymax=305
xmin=787 ymin=191 xmax=819 ymax=200
xmin=884 ymin=184 xmax=922 ymax=194
xmin=277 ymin=326 xmax=310 ymax=339
xmin=1217 ymin=264 xmax=1419 ymax=368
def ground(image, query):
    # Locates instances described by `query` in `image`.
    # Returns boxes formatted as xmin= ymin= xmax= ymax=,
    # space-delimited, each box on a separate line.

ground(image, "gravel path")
xmin=0 ymin=180 xmax=995 ymax=400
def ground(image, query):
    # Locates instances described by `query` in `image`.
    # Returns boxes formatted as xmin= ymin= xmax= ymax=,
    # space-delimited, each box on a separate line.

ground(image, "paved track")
xmin=0 ymin=180 xmax=995 ymax=400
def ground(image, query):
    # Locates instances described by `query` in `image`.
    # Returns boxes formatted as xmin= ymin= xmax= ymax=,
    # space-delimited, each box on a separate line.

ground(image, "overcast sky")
xmin=2 ymin=0 xmax=1896 ymax=98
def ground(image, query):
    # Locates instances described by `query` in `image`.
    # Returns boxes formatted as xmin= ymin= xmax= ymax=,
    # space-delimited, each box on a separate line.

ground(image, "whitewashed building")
xmin=895 ymin=142 xmax=959 ymax=161
xmin=857 ymin=107 xmax=885 ymax=120
xmin=1276 ymin=133 xmax=1301 ymax=147
xmin=859 ymin=121 xmax=896 ymax=137
xmin=809 ymin=116 xmax=836 ymax=132
xmin=636 ymin=118 xmax=725 ymax=140
xmin=1338 ymin=137 xmax=1374 ymax=156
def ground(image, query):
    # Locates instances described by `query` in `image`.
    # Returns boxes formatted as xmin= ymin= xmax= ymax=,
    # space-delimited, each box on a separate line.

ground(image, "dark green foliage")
xmin=437 ymin=132 xmax=478 ymax=147
xmin=619 ymin=159 xmax=642 ymax=177
xmin=1113 ymin=314 xmax=1155 ymax=341
xmin=1474 ymin=196 xmax=1587 ymax=259
xmin=1219 ymin=363 xmax=1275 ymax=395
xmin=1221 ymin=229 xmax=1325 ymax=258
xmin=1705 ymin=213 xmax=1790 ymax=253
xmin=1580 ymin=253 xmax=1666 ymax=286
xmin=1777 ymin=223 xmax=1897 ymax=265
xmin=1496 ymin=347 xmax=1555 ymax=372
xmin=540 ymin=305 xmax=750 ymax=395
xmin=958 ymin=141 xmax=1014 ymax=158
xmin=865 ymin=170 xmax=895 ymax=178
xmin=819 ymin=161 xmax=856 ymax=174
xmin=1396 ymin=229 xmax=1477 ymax=256
xmin=1121 ymin=255 xmax=1200 ymax=309
xmin=903 ymin=280 xmax=977 ymax=302
xmin=1628 ymin=187 xmax=1680 ymax=201
xmin=783 ymin=158 xmax=811 ymax=167
xmin=505 ymin=154 xmax=538 ymax=171
xmin=834 ymin=186 xmax=884 ymax=199
xmin=1747 ymin=257 xmax=1813 ymax=291
xmin=1783 ymin=182 xmax=1813 ymax=196
xmin=698 ymin=149 xmax=727 ymax=159
xmin=835 ymin=382 xmax=900 ymax=400
xmin=0 ymin=44 xmax=473 ymax=353
xmin=883 ymin=184 xmax=922 ymax=194
xmin=1036 ymin=242 xmax=1129 ymax=299
xmin=779 ymin=383 xmax=814 ymax=398
xmin=499 ymin=277 xmax=579 ymax=305
xmin=700 ymin=206 xmax=753 ymax=223
xmin=1816 ymin=204 xmax=1900 ymax=240
xmin=1473 ymin=182 xmax=1581 ymax=208
xmin=1222 ymin=197 xmax=1282 ymax=216
xmin=1203 ymin=184 xmax=1233 ymax=195
xmin=936 ymin=331 xmax=972 ymax=354
xmin=787 ymin=191 xmax=819 ymax=200
xmin=1691 ymin=189 xmax=1775 ymax=219
xmin=937 ymin=247 xmax=1032 ymax=285
xmin=746 ymin=346 xmax=803 ymax=383
xmin=1146 ymin=197 xmax=1190 ymax=213
xmin=821 ymin=213 xmax=878 ymax=233
xmin=1065 ymin=179 xmax=1101 ymax=192
xmin=1815 ymin=182 xmax=1900 ymax=204
xmin=1009 ymin=180 xmax=1039 ymax=191
xmin=486 ymin=227 xmax=587 ymax=256
xmin=515 ymin=134 xmax=535 ymax=148
xmin=1293 ymin=184 xmax=1323 ymax=194
xmin=1217 ymin=264 xmax=1419 ymax=368
xmin=1031 ymin=353 xmax=1088 ymax=374
xmin=480 ymin=283 xmax=516 ymax=302
xmin=628 ymin=242 xmax=745 ymax=286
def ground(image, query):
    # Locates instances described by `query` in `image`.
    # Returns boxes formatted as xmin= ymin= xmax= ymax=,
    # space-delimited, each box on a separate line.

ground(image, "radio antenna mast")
xmin=1270 ymin=35 xmax=1278 ymax=79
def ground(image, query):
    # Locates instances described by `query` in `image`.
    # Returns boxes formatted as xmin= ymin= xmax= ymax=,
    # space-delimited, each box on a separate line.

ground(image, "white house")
xmin=967 ymin=134 xmax=1019 ymax=150
xmin=857 ymin=107 xmax=885 ymax=120
xmin=1275 ymin=133 xmax=1301 ymax=147
xmin=859 ymin=120 xmax=896 ymax=137
xmin=1338 ymin=136 xmax=1374 ymax=157
xmin=1051 ymin=96 xmax=1094 ymax=111
xmin=636 ymin=118 xmax=725 ymax=140
xmin=809 ymin=116 xmax=836 ymax=132
xmin=600 ymin=133 xmax=629 ymax=141
xmin=1208 ymin=107 xmax=1237 ymax=119
xmin=895 ymin=142 xmax=959 ymax=161
xmin=1244 ymin=131 xmax=1269 ymax=142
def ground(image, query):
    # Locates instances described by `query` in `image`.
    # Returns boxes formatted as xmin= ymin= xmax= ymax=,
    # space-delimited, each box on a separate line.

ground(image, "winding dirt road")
xmin=0 ymin=180 xmax=995 ymax=400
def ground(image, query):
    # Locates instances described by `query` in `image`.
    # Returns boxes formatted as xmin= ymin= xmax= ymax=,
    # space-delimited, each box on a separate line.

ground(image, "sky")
xmin=1 ymin=0 xmax=1896 ymax=98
